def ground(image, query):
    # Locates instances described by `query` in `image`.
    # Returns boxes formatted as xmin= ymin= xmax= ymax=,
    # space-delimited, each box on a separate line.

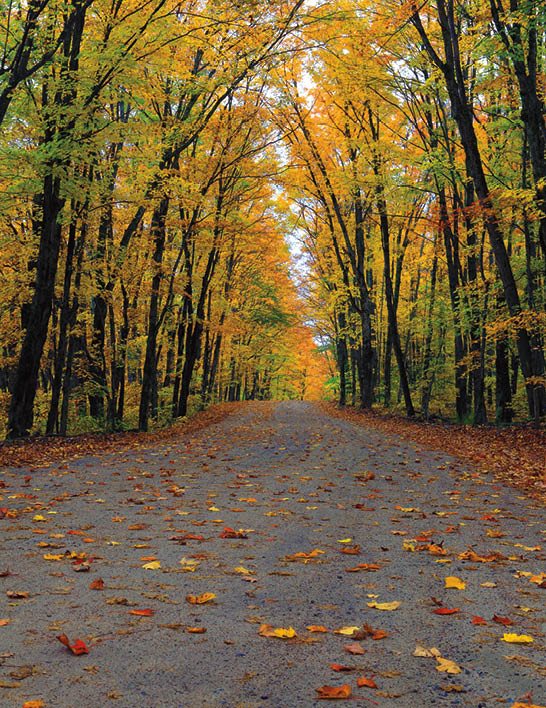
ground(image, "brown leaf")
xmin=344 ymin=642 xmax=365 ymax=655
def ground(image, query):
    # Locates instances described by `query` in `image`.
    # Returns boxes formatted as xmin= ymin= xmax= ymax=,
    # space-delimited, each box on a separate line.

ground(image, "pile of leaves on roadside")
xmin=322 ymin=403 xmax=546 ymax=503
xmin=0 ymin=402 xmax=241 ymax=469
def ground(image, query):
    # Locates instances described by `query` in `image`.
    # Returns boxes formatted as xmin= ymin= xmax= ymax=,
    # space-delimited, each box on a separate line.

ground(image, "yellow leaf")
xmin=186 ymin=592 xmax=216 ymax=605
xmin=234 ymin=566 xmax=253 ymax=575
xmin=413 ymin=644 xmax=441 ymax=658
xmin=366 ymin=601 xmax=400 ymax=611
xmin=142 ymin=561 xmax=161 ymax=570
xmin=511 ymin=703 xmax=546 ymax=708
xmin=501 ymin=633 xmax=533 ymax=644
xmin=259 ymin=624 xmax=297 ymax=638
xmin=334 ymin=626 xmax=360 ymax=636
xmin=208 ymin=506 xmax=220 ymax=512
xmin=23 ymin=702 xmax=45 ymax=708
xmin=444 ymin=576 xmax=466 ymax=590
xmin=179 ymin=558 xmax=199 ymax=572
xmin=43 ymin=554 xmax=64 ymax=561
xmin=435 ymin=657 xmax=462 ymax=674
xmin=32 ymin=515 xmax=46 ymax=522
xmin=306 ymin=625 xmax=328 ymax=633
xmin=337 ymin=538 xmax=352 ymax=543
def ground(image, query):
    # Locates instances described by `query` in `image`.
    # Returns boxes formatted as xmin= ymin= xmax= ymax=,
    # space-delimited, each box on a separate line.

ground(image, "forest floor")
xmin=0 ymin=401 xmax=545 ymax=708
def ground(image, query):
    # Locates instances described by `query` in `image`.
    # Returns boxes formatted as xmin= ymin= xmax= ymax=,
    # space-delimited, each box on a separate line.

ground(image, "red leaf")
xmin=219 ymin=527 xmax=247 ymax=539
xmin=471 ymin=615 xmax=488 ymax=625
xmin=433 ymin=607 xmax=460 ymax=615
xmin=89 ymin=578 xmax=104 ymax=590
xmin=129 ymin=608 xmax=154 ymax=617
xmin=492 ymin=614 xmax=514 ymax=626
xmin=57 ymin=634 xmax=89 ymax=655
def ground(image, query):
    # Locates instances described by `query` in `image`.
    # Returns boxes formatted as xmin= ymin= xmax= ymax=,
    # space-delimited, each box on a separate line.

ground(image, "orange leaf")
xmin=89 ymin=578 xmax=104 ymax=590
xmin=330 ymin=664 xmax=354 ymax=672
xmin=340 ymin=545 xmax=361 ymax=555
xmin=57 ymin=634 xmax=89 ymax=655
xmin=23 ymin=701 xmax=45 ymax=708
xmin=186 ymin=627 xmax=207 ymax=634
xmin=357 ymin=677 xmax=378 ymax=688
xmin=129 ymin=608 xmax=154 ymax=616
xmin=307 ymin=625 xmax=328 ymax=633
xmin=471 ymin=616 xmax=488 ymax=625
xmin=433 ymin=608 xmax=460 ymax=615
xmin=345 ymin=563 xmax=380 ymax=572
xmin=316 ymin=684 xmax=352 ymax=699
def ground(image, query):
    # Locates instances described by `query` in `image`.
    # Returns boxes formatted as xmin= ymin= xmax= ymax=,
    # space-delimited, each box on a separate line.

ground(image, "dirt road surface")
xmin=1 ymin=402 xmax=544 ymax=707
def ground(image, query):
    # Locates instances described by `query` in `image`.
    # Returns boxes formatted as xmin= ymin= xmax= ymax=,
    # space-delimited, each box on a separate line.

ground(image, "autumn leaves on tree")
xmin=0 ymin=0 xmax=545 ymax=437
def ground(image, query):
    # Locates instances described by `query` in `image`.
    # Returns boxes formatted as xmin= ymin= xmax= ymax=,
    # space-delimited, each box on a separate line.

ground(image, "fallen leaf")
xmin=219 ymin=527 xmax=248 ymax=539
xmin=89 ymin=578 xmax=104 ymax=590
xmin=471 ymin=616 xmax=488 ymax=625
xmin=57 ymin=634 xmax=89 ymax=655
xmin=344 ymin=642 xmax=365 ymax=655
xmin=433 ymin=608 xmax=460 ymax=615
xmin=366 ymin=601 xmax=400 ymax=611
xmin=307 ymin=625 xmax=328 ymax=633
xmin=129 ymin=609 xmax=155 ymax=617
xmin=334 ymin=626 xmax=360 ymax=636
xmin=435 ymin=657 xmax=462 ymax=674
xmin=185 ymin=593 xmax=216 ymax=605
xmin=444 ymin=576 xmax=466 ymax=590
xmin=357 ymin=677 xmax=378 ymax=688
xmin=413 ymin=644 xmax=441 ymax=658
xmin=315 ymin=684 xmax=352 ymax=699
xmin=258 ymin=624 xmax=296 ymax=639
xmin=0 ymin=619 xmax=10 ymax=626
xmin=330 ymin=664 xmax=354 ymax=672
xmin=492 ymin=615 xmax=514 ymax=626
xmin=501 ymin=634 xmax=533 ymax=644
xmin=441 ymin=684 xmax=466 ymax=693
xmin=142 ymin=561 xmax=161 ymax=570
xmin=340 ymin=545 xmax=360 ymax=555
xmin=6 ymin=591 xmax=29 ymax=599
xmin=9 ymin=665 xmax=34 ymax=680
xmin=23 ymin=701 xmax=45 ymax=708
xmin=345 ymin=563 xmax=380 ymax=572
xmin=186 ymin=627 xmax=207 ymax=634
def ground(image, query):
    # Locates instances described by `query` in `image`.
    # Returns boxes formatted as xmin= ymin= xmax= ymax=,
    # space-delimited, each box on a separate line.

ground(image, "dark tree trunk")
xmin=138 ymin=196 xmax=169 ymax=431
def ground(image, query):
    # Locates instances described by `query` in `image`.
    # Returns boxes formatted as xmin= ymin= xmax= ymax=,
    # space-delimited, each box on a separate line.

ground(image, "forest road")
xmin=1 ymin=400 xmax=545 ymax=708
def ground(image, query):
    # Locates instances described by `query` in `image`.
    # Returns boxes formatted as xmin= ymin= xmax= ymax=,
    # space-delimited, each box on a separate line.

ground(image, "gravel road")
xmin=1 ymin=401 xmax=544 ymax=707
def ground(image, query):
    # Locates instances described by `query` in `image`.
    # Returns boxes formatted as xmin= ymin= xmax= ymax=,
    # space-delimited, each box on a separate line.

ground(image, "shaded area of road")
xmin=1 ymin=401 xmax=544 ymax=707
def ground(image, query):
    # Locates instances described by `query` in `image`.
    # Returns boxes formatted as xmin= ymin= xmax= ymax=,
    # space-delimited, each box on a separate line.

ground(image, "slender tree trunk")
xmin=138 ymin=196 xmax=169 ymax=431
